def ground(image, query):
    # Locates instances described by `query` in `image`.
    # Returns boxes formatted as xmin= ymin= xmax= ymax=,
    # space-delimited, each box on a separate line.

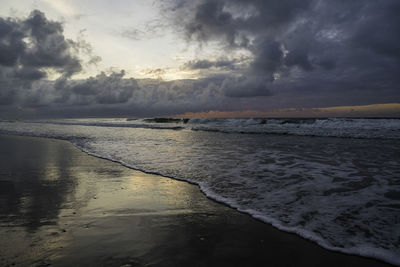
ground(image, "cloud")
xmin=140 ymin=68 xmax=166 ymax=79
xmin=119 ymin=19 xmax=169 ymax=41
xmin=22 ymin=10 xmax=82 ymax=76
xmin=166 ymin=0 xmax=400 ymax=100
xmin=221 ymin=75 xmax=272 ymax=97
xmin=72 ymin=29 xmax=102 ymax=66
xmin=183 ymin=58 xmax=239 ymax=70
xmin=0 ymin=10 xmax=103 ymax=109
xmin=0 ymin=10 xmax=82 ymax=105
xmin=120 ymin=28 xmax=143 ymax=41
xmin=12 ymin=70 xmax=139 ymax=108
xmin=134 ymin=77 xmax=224 ymax=112
xmin=1 ymin=4 xmax=399 ymax=118
xmin=170 ymin=0 xmax=313 ymax=48
xmin=67 ymin=70 xmax=137 ymax=104
xmin=0 ymin=9 xmax=226 ymax=117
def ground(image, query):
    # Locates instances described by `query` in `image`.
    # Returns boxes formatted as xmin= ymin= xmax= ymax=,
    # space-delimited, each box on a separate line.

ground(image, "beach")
xmin=0 ymin=134 xmax=391 ymax=266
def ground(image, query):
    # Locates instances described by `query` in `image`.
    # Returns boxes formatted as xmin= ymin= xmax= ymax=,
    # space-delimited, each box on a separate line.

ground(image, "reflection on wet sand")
xmin=0 ymin=134 xmax=218 ymax=266
xmin=0 ymin=135 xmax=80 ymax=265
xmin=0 ymin=135 xmax=77 ymax=231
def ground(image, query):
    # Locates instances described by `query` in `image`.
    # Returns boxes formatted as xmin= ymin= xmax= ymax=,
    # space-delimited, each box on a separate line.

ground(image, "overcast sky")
xmin=0 ymin=0 xmax=399 ymax=118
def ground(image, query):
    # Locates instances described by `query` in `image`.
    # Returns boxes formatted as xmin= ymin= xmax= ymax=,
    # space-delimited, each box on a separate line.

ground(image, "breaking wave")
xmin=16 ymin=117 xmax=400 ymax=139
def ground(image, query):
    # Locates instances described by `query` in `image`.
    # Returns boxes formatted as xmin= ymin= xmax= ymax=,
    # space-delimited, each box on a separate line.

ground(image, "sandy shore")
xmin=0 ymin=134 xmax=391 ymax=266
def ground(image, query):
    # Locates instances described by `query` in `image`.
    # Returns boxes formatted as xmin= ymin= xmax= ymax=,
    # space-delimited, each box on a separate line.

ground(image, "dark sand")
xmin=0 ymin=134 xmax=391 ymax=267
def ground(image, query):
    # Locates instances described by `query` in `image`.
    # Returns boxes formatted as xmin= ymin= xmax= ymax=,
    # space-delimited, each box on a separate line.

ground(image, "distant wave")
xmin=27 ymin=120 xmax=185 ymax=130
xmin=24 ymin=117 xmax=400 ymax=139
xmin=141 ymin=118 xmax=190 ymax=123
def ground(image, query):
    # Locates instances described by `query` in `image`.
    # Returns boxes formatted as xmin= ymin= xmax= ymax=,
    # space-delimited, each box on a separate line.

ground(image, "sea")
xmin=0 ymin=117 xmax=399 ymax=265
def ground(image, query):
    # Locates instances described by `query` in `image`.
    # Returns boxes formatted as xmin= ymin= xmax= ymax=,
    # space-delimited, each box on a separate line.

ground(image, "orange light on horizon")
xmin=173 ymin=103 xmax=400 ymax=118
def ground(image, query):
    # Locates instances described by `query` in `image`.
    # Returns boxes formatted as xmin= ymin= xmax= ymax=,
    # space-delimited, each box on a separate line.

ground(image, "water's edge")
xmin=1 ymin=132 xmax=395 ymax=266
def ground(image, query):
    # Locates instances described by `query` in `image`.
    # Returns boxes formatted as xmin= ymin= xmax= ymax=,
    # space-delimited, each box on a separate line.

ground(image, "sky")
xmin=0 ymin=0 xmax=399 ymax=118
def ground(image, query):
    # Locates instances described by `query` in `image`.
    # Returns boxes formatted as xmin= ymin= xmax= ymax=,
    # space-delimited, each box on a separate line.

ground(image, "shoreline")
xmin=0 ymin=134 xmax=392 ymax=266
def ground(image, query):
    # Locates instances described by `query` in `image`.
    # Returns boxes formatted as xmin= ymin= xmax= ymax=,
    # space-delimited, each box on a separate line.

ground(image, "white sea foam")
xmin=0 ymin=119 xmax=399 ymax=265
xmin=188 ymin=117 xmax=400 ymax=139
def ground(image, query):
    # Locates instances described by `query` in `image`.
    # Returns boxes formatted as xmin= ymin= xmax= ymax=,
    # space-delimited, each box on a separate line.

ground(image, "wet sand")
xmin=0 ymin=134 xmax=391 ymax=266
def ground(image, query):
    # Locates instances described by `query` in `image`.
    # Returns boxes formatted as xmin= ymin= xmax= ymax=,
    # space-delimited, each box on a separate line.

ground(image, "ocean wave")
xmin=70 ymin=140 xmax=400 ymax=266
xmin=142 ymin=117 xmax=189 ymax=123
xmin=0 ymin=120 xmax=399 ymax=265
xmin=21 ymin=118 xmax=400 ymax=139
xmin=187 ymin=118 xmax=400 ymax=139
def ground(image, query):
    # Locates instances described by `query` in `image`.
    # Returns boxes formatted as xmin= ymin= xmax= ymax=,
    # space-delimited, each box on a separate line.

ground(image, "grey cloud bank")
xmin=173 ymin=0 xmax=400 ymax=99
xmin=0 ymin=1 xmax=399 ymax=118
xmin=0 ymin=10 xmax=81 ymax=106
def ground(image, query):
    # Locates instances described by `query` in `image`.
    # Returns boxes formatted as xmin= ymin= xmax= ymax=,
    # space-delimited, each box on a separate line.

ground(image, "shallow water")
xmin=1 ymin=118 xmax=399 ymax=265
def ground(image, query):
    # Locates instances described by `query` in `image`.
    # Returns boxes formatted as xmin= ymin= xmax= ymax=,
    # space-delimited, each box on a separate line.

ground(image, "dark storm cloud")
xmin=135 ymin=77 xmax=224 ymax=110
xmin=0 ymin=10 xmax=229 ymax=118
xmin=0 ymin=10 xmax=82 ymax=105
xmin=173 ymin=0 xmax=312 ymax=48
xmin=67 ymin=70 xmax=137 ymax=104
xmin=221 ymin=75 xmax=272 ymax=97
xmin=183 ymin=58 xmax=238 ymax=70
xmin=22 ymin=10 xmax=82 ymax=76
xmin=9 ymin=77 xmax=226 ymax=118
xmin=166 ymin=0 xmax=400 ymax=101
xmin=1 ymin=2 xmax=399 ymax=118
xmin=0 ymin=11 xmax=137 ymax=115
xmin=15 ymin=71 xmax=139 ymax=108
